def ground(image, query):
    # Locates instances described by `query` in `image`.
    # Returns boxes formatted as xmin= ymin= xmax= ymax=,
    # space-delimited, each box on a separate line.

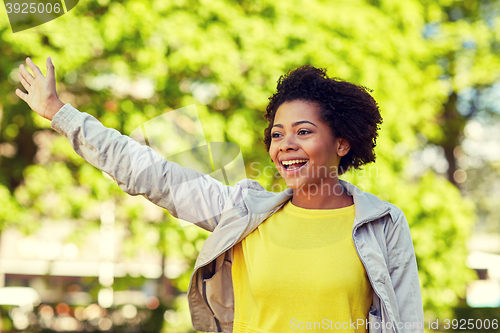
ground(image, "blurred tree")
xmin=0 ymin=0 xmax=482 ymax=326
xmin=418 ymin=0 xmax=500 ymax=241
xmin=419 ymin=0 xmax=500 ymax=186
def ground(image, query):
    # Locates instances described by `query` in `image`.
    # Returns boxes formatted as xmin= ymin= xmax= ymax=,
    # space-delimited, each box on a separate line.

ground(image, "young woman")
xmin=16 ymin=57 xmax=423 ymax=333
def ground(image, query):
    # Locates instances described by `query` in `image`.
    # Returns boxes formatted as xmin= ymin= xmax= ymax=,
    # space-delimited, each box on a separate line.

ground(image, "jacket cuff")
xmin=50 ymin=103 xmax=82 ymax=135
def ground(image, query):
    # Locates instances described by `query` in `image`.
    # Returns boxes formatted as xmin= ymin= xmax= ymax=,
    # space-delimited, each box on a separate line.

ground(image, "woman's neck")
xmin=290 ymin=179 xmax=354 ymax=210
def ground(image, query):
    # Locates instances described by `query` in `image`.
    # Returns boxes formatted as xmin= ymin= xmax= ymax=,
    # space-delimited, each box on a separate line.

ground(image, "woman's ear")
xmin=336 ymin=138 xmax=350 ymax=157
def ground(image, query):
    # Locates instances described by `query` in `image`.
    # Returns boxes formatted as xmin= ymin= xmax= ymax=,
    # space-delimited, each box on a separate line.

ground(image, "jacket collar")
xmin=245 ymin=179 xmax=392 ymax=227
xmin=338 ymin=179 xmax=392 ymax=227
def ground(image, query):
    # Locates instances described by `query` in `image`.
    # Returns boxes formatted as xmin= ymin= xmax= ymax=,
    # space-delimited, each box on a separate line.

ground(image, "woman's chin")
xmin=285 ymin=179 xmax=306 ymax=191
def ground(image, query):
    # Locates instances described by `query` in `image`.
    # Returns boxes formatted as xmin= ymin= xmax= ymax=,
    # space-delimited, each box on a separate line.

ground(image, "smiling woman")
xmin=263 ymin=66 xmax=382 ymax=209
xmin=231 ymin=67 xmax=422 ymax=333
xmin=269 ymin=99 xmax=352 ymax=209
xmin=15 ymin=58 xmax=423 ymax=333
xmin=263 ymin=66 xmax=383 ymax=176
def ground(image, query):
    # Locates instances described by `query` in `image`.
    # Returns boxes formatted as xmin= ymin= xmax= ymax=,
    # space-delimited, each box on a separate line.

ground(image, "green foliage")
xmin=0 ymin=183 xmax=27 ymax=231
xmin=0 ymin=0 xmax=490 ymax=324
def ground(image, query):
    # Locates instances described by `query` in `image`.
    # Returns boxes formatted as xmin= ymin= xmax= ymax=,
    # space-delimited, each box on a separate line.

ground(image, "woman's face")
xmin=269 ymin=100 xmax=350 ymax=191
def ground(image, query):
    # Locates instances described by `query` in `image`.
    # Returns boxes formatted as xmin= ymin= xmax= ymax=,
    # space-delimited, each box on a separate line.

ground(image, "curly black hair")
xmin=263 ymin=65 xmax=383 ymax=175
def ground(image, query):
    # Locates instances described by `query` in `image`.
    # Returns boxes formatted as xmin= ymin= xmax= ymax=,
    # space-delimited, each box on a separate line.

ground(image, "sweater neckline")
xmin=283 ymin=200 xmax=355 ymax=218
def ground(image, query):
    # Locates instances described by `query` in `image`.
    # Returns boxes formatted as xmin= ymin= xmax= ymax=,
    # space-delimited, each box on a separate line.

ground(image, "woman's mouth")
xmin=281 ymin=159 xmax=309 ymax=173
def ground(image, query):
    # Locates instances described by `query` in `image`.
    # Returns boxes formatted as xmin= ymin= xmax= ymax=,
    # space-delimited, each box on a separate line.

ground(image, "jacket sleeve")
xmin=385 ymin=209 xmax=424 ymax=333
xmin=50 ymin=103 xmax=233 ymax=232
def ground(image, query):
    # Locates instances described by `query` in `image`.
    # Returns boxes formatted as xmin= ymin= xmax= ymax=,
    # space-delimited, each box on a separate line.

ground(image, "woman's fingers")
xmin=18 ymin=72 xmax=31 ymax=92
xmin=16 ymin=89 xmax=28 ymax=103
xmin=26 ymin=57 xmax=43 ymax=78
xmin=19 ymin=64 xmax=34 ymax=84
xmin=17 ymin=56 xmax=63 ymax=121
xmin=46 ymin=57 xmax=55 ymax=82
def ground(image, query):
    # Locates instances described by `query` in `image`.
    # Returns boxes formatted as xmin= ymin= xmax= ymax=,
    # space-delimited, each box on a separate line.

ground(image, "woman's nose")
xmin=280 ymin=135 xmax=299 ymax=151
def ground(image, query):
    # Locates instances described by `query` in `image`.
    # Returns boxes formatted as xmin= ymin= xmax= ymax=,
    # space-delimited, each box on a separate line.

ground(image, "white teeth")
xmin=281 ymin=159 xmax=308 ymax=171
xmin=281 ymin=159 xmax=308 ymax=166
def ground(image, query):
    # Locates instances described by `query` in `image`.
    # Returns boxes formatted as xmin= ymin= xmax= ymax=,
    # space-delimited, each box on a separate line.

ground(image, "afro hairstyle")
xmin=263 ymin=65 xmax=383 ymax=175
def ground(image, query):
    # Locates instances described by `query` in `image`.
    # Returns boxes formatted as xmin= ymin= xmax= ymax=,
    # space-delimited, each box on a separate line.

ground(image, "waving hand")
xmin=16 ymin=57 xmax=64 ymax=121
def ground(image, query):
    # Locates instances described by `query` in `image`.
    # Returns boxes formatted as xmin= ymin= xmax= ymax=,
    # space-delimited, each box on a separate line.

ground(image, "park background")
xmin=1 ymin=0 xmax=500 ymax=332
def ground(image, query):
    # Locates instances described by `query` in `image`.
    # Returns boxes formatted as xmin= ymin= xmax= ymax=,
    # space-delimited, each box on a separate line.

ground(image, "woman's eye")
xmin=271 ymin=132 xmax=281 ymax=138
xmin=298 ymin=129 xmax=311 ymax=135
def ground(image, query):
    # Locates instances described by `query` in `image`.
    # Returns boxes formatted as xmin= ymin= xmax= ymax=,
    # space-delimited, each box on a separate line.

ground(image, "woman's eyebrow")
xmin=272 ymin=120 xmax=318 ymax=128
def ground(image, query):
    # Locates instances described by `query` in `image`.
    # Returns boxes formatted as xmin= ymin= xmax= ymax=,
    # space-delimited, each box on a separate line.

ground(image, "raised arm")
xmin=16 ymin=57 xmax=236 ymax=232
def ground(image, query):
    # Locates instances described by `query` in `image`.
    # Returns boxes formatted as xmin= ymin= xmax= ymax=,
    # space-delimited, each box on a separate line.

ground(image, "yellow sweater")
xmin=231 ymin=200 xmax=373 ymax=333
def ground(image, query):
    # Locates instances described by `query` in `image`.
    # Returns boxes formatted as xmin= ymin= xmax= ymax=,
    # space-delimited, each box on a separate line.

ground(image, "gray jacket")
xmin=51 ymin=104 xmax=424 ymax=333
